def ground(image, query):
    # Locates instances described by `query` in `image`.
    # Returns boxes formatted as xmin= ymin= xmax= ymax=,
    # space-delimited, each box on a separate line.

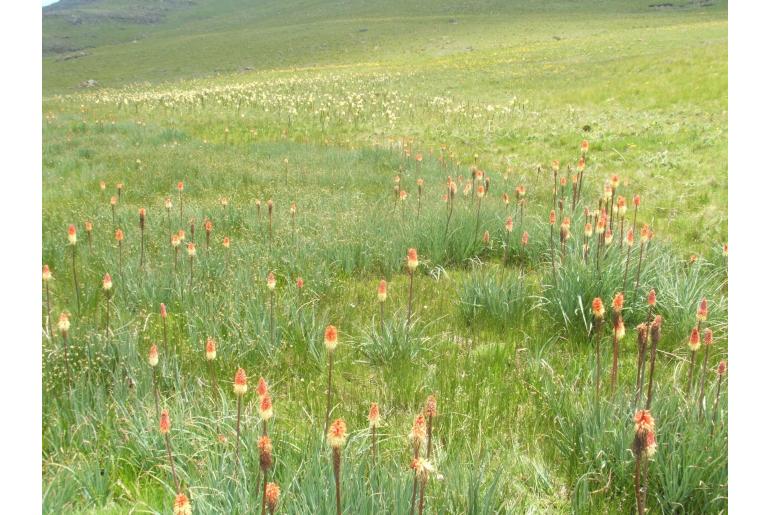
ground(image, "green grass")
xmin=42 ymin=1 xmax=728 ymax=513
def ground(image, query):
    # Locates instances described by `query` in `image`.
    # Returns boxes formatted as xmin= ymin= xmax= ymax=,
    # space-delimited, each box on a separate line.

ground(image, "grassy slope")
xmin=42 ymin=1 xmax=728 ymax=513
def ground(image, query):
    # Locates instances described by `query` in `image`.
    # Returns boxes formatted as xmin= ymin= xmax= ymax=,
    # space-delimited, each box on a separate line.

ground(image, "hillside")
xmin=43 ymin=0 xmax=726 ymax=93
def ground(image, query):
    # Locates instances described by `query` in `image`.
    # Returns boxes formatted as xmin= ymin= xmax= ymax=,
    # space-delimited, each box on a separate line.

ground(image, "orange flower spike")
xmin=407 ymin=248 xmax=419 ymax=272
xmin=368 ymin=402 xmax=381 ymax=428
xmin=324 ymin=325 xmax=339 ymax=352
xmin=257 ymin=376 xmax=269 ymax=398
xmin=233 ymin=367 xmax=248 ymax=396
xmin=521 ymin=231 xmax=529 ymax=246
xmin=327 ymin=418 xmax=348 ymax=448
xmin=68 ymin=224 xmax=77 ymax=245
xmin=688 ymin=327 xmax=701 ymax=352
xmin=378 ymin=280 xmax=388 ymax=302
xmin=159 ymin=409 xmax=171 ymax=434
xmin=592 ymin=298 xmax=605 ymax=319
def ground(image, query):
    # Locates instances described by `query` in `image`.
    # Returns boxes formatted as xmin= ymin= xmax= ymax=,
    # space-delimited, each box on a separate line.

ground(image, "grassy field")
xmin=42 ymin=1 xmax=728 ymax=513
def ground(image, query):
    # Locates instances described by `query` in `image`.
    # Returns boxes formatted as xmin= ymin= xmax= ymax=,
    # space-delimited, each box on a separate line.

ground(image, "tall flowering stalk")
xmin=233 ymin=367 xmax=248 ymax=462
xmin=378 ymin=279 xmax=387 ymax=333
xmin=68 ymin=225 xmax=81 ymax=314
xmin=43 ymin=265 xmax=52 ymax=336
xmin=406 ymin=248 xmax=419 ymax=326
xmin=324 ymin=325 xmax=338 ymax=434
xmin=592 ymin=298 xmax=605 ymax=397
xmin=409 ymin=414 xmax=427 ymax=515
xmin=110 ymin=196 xmax=117 ymax=226
xmin=548 ymin=210 xmax=557 ymax=285
xmin=474 ymin=185 xmax=485 ymax=243
xmin=634 ymin=224 xmax=651 ymax=295
xmin=328 ymin=419 xmax=348 ymax=515
xmin=686 ymin=327 xmax=701 ymax=396
xmin=610 ymin=293 xmax=625 ymax=395
xmin=576 ymin=140 xmax=588 ymax=205
xmin=164 ymin=197 xmax=173 ymax=227
xmin=160 ymin=303 xmax=169 ymax=355
xmin=205 ymin=337 xmax=217 ymax=397
xmin=259 ymin=394 xmax=273 ymax=436
xmin=413 ymin=457 xmax=435 ymax=515
xmin=617 ymin=196 xmax=627 ymax=246
xmin=632 ymin=410 xmax=657 ymax=515
xmin=171 ymin=233 xmax=181 ymax=272
xmin=697 ymin=328 xmax=714 ymax=419
xmin=368 ymin=402 xmax=381 ymax=468
xmin=425 ymin=395 xmax=437 ymax=459
xmin=85 ymin=220 xmax=93 ymax=253
xmin=148 ymin=344 xmax=160 ymax=419
xmin=58 ymin=312 xmax=72 ymax=391
xmin=560 ymin=217 xmax=570 ymax=261
xmin=516 ymin=184 xmax=526 ymax=227
xmin=115 ymin=228 xmax=124 ymax=276
xmin=267 ymin=272 xmax=277 ymax=347
xmin=187 ymin=242 xmax=196 ymax=290
xmin=139 ymin=208 xmax=147 ymax=268
xmin=265 ymin=482 xmax=280 ymax=515
xmin=259 ymin=435 xmax=273 ymax=515
xmin=102 ymin=273 xmax=112 ymax=332
xmin=635 ymin=289 xmax=656 ymax=407
xmin=645 ymin=315 xmax=663 ymax=409
xmin=159 ymin=409 xmax=180 ymax=492
xmin=416 ymin=179 xmax=424 ymax=221
xmin=204 ymin=219 xmax=213 ymax=250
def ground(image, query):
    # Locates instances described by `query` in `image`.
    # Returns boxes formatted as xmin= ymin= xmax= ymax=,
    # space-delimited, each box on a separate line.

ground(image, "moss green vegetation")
xmin=43 ymin=1 xmax=727 ymax=513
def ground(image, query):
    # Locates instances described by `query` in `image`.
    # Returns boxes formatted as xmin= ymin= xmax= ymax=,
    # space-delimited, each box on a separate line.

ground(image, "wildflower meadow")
xmin=40 ymin=1 xmax=728 ymax=513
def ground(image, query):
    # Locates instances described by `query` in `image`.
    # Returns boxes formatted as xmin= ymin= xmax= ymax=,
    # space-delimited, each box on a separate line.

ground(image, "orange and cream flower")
xmin=580 ymin=140 xmax=589 ymax=154
xmin=85 ymin=220 xmax=93 ymax=233
xmin=99 ymin=180 xmax=106 ymax=191
xmin=233 ymin=367 xmax=248 ymax=396
xmin=409 ymin=414 xmax=427 ymax=448
xmin=205 ymin=337 xmax=216 ymax=360
xmin=102 ymin=273 xmax=112 ymax=291
xmin=591 ymin=298 xmax=605 ymax=319
xmin=267 ymin=272 xmax=276 ymax=291
xmin=68 ymin=224 xmax=77 ymax=245
xmin=584 ymin=223 xmax=593 ymax=238
xmin=633 ymin=409 xmax=655 ymax=434
xmin=115 ymin=228 xmax=124 ymax=242
xmin=58 ymin=312 xmax=71 ymax=333
xmin=521 ymin=231 xmax=529 ymax=246
xmin=259 ymin=394 xmax=274 ymax=421
xmin=688 ymin=327 xmax=701 ymax=352
xmin=160 ymin=303 xmax=167 ymax=319
xmin=110 ymin=195 xmax=117 ymax=206
xmin=410 ymin=457 xmax=435 ymax=482
xmin=42 ymin=265 xmax=52 ymax=282
xmin=164 ymin=197 xmax=173 ymax=210
xmin=407 ymin=248 xmax=419 ymax=272
xmin=378 ymin=279 xmax=387 ymax=302
xmin=577 ymin=157 xmax=585 ymax=172
xmin=703 ymin=328 xmax=713 ymax=346
xmin=617 ymin=196 xmax=627 ymax=217
xmin=265 ymin=483 xmax=280 ymax=513
xmin=626 ymin=229 xmax=634 ymax=247
xmin=173 ymin=492 xmax=191 ymax=515
xmin=648 ymin=289 xmax=656 ymax=307
xmin=171 ymin=234 xmax=181 ymax=247
xmin=327 ymin=418 xmax=348 ymax=448
xmin=187 ymin=242 xmax=196 ymax=257
xmin=257 ymin=377 xmax=269 ymax=398
xmin=717 ymin=360 xmax=727 ymax=376
xmin=603 ymin=228 xmax=613 ymax=245
xmin=148 ymin=344 xmax=159 ymax=367
xmin=505 ymin=216 xmax=513 ymax=233
xmin=612 ymin=293 xmax=624 ymax=313
xmin=633 ymin=194 xmax=641 ymax=207
xmin=177 ymin=181 xmax=184 ymax=192
xmin=368 ymin=402 xmax=381 ymax=428
xmin=549 ymin=210 xmax=556 ymax=225
xmin=324 ymin=325 xmax=338 ymax=352
xmin=159 ymin=409 xmax=171 ymax=434
xmin=516 ymin=184 xmax=526 ymax=198
xmin=222 ymin=236 xmax=230 ymax=248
